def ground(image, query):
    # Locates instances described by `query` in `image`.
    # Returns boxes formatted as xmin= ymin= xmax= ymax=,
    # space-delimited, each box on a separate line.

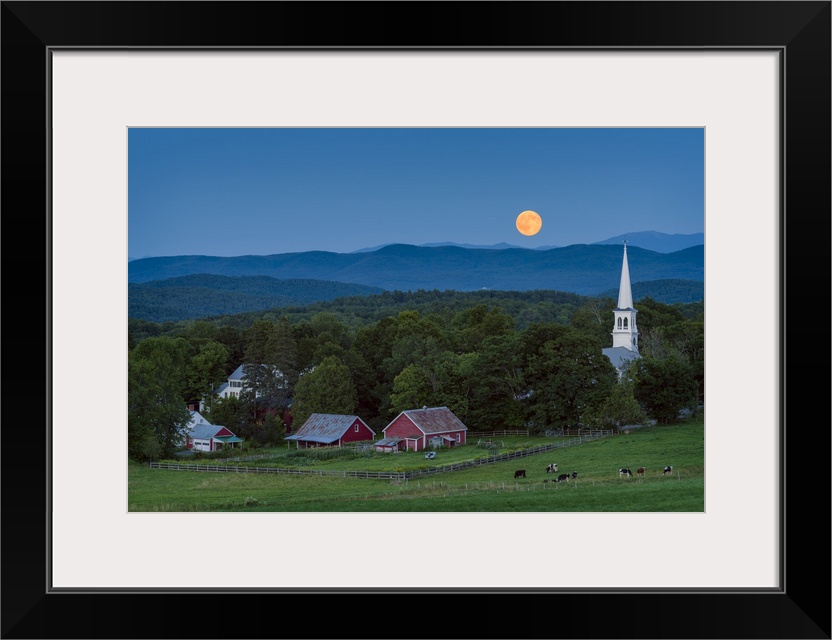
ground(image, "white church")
xmin=602 ymin=242 xmax=642 ymax=377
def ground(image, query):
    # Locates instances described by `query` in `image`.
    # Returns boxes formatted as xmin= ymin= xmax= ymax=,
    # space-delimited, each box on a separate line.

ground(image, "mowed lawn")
xmin=128 ymin=419 xmax=704 ymax=512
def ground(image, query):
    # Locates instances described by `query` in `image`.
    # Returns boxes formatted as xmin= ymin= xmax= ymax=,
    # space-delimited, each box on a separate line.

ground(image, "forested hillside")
xmin=596 ymin=279 xmax=703 ymax=304
xmin=129 ymin=272 xmax=703 ymax=324
xmin=128 ymin=287 xmax=704 ymax=341
xmin=129 ymin=275 xmax=384 ymax=322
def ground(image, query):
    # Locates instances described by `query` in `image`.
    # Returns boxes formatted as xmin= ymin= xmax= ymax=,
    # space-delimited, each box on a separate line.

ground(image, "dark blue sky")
xmin=128 ymin=127 xmax=704 ymax=259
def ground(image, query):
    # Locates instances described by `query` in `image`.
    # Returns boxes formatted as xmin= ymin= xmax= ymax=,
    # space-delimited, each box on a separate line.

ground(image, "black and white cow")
xmin=619 ymin=468 xmax=633 ymax=477
xmin=571 ymin=471 xmax=578 ymax=479
xmin=546 ymin=463 xmax=559 ymax=474
xmin=663 ymin=465 xmax=674 ymax=475
xmin=514 ymin=469 xmax=526 ymax=479
xmin=556 ymin=473 xmax=570 ymax=483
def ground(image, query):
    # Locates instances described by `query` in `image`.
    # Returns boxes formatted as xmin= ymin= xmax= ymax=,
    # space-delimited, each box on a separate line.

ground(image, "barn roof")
xmin=401 ymin=407 xmax=468 ymax=435
xmin=287 ymin=413 xmax=375 ymax=443
xmin=188 ymin=423 xmax=237 ymax=440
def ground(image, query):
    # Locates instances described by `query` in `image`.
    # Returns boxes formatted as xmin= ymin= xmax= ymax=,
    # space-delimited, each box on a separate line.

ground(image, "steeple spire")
xmin=617 ymin=241 xmax=634 ymax=309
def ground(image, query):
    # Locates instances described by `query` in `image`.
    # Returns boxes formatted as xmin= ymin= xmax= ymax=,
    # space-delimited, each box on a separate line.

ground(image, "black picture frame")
xmin=2 ymin=2 xmax=829 ymax=638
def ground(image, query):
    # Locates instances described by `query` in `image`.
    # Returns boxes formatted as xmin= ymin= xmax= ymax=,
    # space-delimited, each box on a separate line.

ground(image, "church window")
xmin=623 ymin=318 xmax=628 ymax=328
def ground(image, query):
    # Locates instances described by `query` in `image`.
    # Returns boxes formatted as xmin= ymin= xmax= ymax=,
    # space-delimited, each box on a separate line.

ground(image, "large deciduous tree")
xmin=185 ymin=339 xmax=230 ymax=409
xmin=243 ymin=318 xmax=298 ymax=421
xmin=633 ymin=354 xmax=697 ymax=424
xmin=290 ymin=355 xmax=358 ymax=427
xmin=582 ymin=370 xmax=648 ymax=429
xmin=522 ymin=325 xmax=618 ymax=430
xmin=128 ymin=336 xmax=191 ymax=461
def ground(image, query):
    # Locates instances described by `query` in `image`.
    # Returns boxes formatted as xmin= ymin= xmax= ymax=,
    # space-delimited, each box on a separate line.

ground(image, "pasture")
xmin=128 ymin=418 xmax=704 ymax=512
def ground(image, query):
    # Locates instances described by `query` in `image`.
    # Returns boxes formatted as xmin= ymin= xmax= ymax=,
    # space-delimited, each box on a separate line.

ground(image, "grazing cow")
xmin=514 ymin=469 xmax=526 ymax=479
xmin=636 ymin=467 xmax=646 ymax=476
xmin=663 ymin=465 xmax=673 ymax=475
xmin=556 ymin=473 xmax=570 ymax=483
xmin=546 ymin=463 xmax=559 ymax=474
xmin=619 ymin=468 xmax=633 ymax=477
xmin=571 ymin=471 xmax=578 ymax=479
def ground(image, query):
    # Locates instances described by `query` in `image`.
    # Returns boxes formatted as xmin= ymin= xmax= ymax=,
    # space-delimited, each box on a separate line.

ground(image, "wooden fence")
xmin=148 ymin=432 xmax=610 ymax=480
xmin=544 ymin=429 xmax=615 ymax=438
xmin=467 ymin=430 xmax=530 ymax=437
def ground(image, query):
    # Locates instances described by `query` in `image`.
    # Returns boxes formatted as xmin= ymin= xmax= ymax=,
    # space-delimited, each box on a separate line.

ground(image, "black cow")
xmin=514 ymin=469 xmax=526 ymax=479
xmin=663 ymin=465 xmax=674 ymax=475
xmin=546 ymin=463 xmax=558 ymax=474
xmin=619 ymin=468 xmax=633 ymax=477
xmin=556 ymin=473 xmax=569 ymax=483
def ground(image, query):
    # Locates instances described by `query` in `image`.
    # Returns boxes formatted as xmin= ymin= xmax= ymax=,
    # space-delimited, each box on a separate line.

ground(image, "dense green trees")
xmin=523 ymin=326 xmax=618 ymax=430
xmin=633 ymin=354 xmax=698 ymax=423
xmin=291 ymin=355 xmax=358 ymax=427
xmin=127 ymin=292 xmax=705 ymax=461
xmin=128 ymin=336 xmax=192 ymax=461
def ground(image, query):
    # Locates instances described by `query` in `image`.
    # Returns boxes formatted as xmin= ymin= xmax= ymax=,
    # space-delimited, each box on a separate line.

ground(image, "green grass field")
xmin=128 ymin=418 xmax=704 ymax=512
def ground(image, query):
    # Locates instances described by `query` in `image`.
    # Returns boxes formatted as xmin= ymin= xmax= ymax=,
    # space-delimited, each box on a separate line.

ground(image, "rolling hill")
xmin=128 ymin=275 xmax=384 ymax=323
xmin=128 ymin=243 xmax=704 ymax=295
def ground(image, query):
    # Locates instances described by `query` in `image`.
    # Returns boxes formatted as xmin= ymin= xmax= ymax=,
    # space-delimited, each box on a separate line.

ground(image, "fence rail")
xmin=544 ymin=429 xmax=615 ymax=438
xmin=467 ymin=430 xmax=530 ymax=437
xmin=149 ymin=432 xmax=612 ymax=480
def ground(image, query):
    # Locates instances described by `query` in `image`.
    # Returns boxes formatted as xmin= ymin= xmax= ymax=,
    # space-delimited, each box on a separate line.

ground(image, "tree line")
xmin=128 ymin=293 xmax=703 ymax=462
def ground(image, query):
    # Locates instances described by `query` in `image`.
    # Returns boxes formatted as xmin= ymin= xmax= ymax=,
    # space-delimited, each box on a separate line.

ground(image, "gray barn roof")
xmin=399 ymin=407 xmax=468 ymax=435
xmin=288 ymin=413 xmax=374 ymax=443
xmin=188 ymin=423 xmax=233 ymax=440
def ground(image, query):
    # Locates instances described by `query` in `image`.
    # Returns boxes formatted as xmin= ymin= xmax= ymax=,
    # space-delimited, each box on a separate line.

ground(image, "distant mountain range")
xmin=350 ymin=231 xmax=704 ymax=255
xmin=128 ymin=230 xmax=704 ymax=263
xmin=129 ymin=242 xmax=703 ymax=295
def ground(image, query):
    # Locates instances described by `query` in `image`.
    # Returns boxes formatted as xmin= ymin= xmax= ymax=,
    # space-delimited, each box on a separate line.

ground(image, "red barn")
xmin=381 ymin=406 xmax=468 ymax=452
xmin=285 ymin=413 xmax=375 ymax=449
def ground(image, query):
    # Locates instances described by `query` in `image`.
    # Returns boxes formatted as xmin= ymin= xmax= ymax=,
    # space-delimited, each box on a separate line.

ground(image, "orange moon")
xmin=516 ymin=210 xmax=542 ymax=236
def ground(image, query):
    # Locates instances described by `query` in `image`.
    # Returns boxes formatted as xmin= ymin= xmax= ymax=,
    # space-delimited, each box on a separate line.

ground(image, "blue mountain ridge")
xmin=129 ymin=242 xmax=703 ymax=297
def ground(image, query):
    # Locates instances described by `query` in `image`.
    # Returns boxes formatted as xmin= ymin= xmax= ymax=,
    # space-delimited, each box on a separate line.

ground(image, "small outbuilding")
xmin=374 ymin=437 xmax=404 ymax=453
xmin=381 ymin=406 xmax=468 ymax=452
xmin=285 ymin=413 xmax=375 ymax=449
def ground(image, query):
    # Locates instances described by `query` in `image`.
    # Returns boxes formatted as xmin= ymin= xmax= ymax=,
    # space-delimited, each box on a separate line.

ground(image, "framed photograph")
xmin=4 ymin=2 xmax=829 ymax=638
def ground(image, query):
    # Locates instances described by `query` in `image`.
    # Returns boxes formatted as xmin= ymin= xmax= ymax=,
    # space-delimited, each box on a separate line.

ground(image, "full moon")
xmin=516 ymin=210 xmax=542 ymax=236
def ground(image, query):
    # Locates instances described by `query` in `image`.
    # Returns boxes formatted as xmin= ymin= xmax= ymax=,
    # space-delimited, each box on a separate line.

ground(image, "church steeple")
xmin=611 ymin=242 xmax=639 ymax=353
xmin=617 ymin=242 xmax=634 ymax=310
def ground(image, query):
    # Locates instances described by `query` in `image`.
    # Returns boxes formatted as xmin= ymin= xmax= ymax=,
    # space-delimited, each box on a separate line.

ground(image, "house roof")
xmin=227 ymin=363 xmax=286 ymax=382
xmin=398 ymin=407 xmax=468 ymax=435
xmin=188 ymin=410 xmax=212 ymax=429
xmin=288 ymin=413 xmax=375 ymax=442
xmin=188 ymin=423 xmax=237 ymax=440
xmin=214 ymin=436 xmax=243 ymax=443
xmin=602 ymin=347 xmax=641 ymax=371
